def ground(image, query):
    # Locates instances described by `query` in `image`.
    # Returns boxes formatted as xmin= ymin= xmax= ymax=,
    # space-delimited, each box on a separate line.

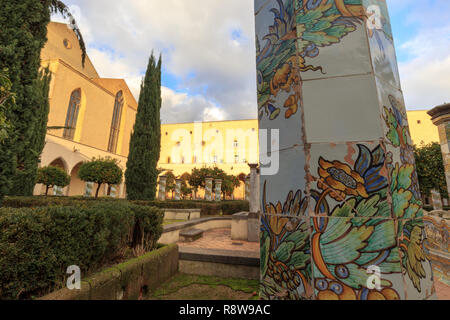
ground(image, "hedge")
xmin=1 ymin=196 xmax=249 ymax=216
xmin=0 ymin=202 xmax=163 ymax=300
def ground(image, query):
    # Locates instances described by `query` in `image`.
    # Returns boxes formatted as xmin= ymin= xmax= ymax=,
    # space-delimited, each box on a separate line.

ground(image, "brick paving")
xmin=178 ymin=227 xmax=449 ymax=300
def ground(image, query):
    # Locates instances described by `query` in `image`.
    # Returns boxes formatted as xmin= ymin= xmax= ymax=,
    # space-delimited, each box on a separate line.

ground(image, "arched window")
xmin=63 ymin=89 xmax=82 ymax=140
xmin=108 ymin=91 xmax=124 ymax=153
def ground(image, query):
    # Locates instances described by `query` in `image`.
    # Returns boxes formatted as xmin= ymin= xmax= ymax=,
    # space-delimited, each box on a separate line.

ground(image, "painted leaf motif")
xmin=274 ymin=241 xmax=295 ymax=263
xmin=289 ymin=251 xmax=309 ymax=270
xmin=363 ymin=221 xmax=397 ymax=252
xmin=284 ymin=229 xmax=308 ymax=250
xmin=390 ymin=164 xmax=399 ymax=192
xmin=355 ymin=195 xmax=381 ymax=218
xmin=392 ymin=189 xmax=413 ymax=218
xmin=397 ymin=165 xmax=414 ymax=190
xmin=330 ymin=198 xmax=356 ymax=217
xmin=261 ymin=234 xmax=270 ymax=277
xmin=321 ymin=225 xmax=374 ymax=265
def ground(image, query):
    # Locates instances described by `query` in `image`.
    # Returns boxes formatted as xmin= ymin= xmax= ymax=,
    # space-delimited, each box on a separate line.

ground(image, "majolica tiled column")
xmin=428 ymin=103 xmax=450 ymax=200
xmin=158 ymin=176 xmax=167 ymax=201
xmin=174 ymin=179 xmax=182 ymax=201
xmin=255 ymin=0 xmax=435 ymax=300
xmin=205 ymin=177 xmax=213 ymax=201
xmin=245 ymin=176 xmax=251 ymax=201
xmin=214 ymin=179 xmax=222 ymax=201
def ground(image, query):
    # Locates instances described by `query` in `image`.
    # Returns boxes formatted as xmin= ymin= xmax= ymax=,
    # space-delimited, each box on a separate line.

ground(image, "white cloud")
xmin=52 ymin=0 xmax=257 ymax=123
xmin=160 ymin=87 xmax=228 ymax=124
xmin=399 ymin=25 xmax=450 ymax=109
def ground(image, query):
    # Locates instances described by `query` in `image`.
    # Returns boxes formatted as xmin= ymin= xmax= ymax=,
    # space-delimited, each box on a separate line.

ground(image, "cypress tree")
xmin=125 ymin=53 xmax=162 ymax=200
xmin=0 ymin=0 xmax=85 ymax=196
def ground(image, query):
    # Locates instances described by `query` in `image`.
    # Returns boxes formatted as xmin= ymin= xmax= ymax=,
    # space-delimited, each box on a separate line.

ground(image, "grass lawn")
xmin=163 ymin=219 xmax=186 ymax=226
xmin=147 ymin=273 xmax=259 ymax=300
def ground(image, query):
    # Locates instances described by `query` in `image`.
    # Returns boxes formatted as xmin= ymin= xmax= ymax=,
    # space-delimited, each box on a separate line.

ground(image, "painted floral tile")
xmin=311 ymin=216 xmax=405 ymax=300
xmin=377 ymin=78 xmax=424 ymax=219
xmin=261 ymin=146 xmax=308 ymax=216
xmin=302 ymin=74 xmax=383 ymax=144
xmin=307 ymin=142 xmax=391 ymax=218
xmin=255 ymin=0 xmax=305 ymax=139
xmin=260 ymin=214 xmax=313 ymax=300
xmin=297 ymin=1 xmax=372 ymax=82
xmin=399 ymin=218 xmax=436 ymax=300
xmin=385 ymin=143 xmax=424 ymax=220
xmin=362 ymin=0 xmax=401 ymax=90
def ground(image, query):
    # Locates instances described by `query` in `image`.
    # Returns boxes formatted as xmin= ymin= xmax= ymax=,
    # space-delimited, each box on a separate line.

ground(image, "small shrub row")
xmin=2 ymin=196 xmax=250 ymax=216
xmin=0 ymin=202 xmax=163 ymax=300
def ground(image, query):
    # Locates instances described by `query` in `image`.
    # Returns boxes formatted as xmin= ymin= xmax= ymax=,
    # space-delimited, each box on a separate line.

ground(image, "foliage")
xmin=0 ymin=1 xmax=85 ymax=197
xmin=125 ymin=53 xmax=162 ymax=200
xmin=0 ymin=202 xmax=163 ymax=299
xmin=164 ymin=171 xmax=176 ymax=195
xmin=414 ymin=142 xmax=448 ymax=199
xmin=1 ymin=196 xmax=249 ymax=216
xmin=78 ymin=158 xmax=123 ymax=198
xmin=0 ymin=69 xmax=14 ymax=143
xmin=188 ymin=166 xmax=241 ymax=198
xmin=36 ymin=166 xmax=71 ymax=196
xmin=0 ymin=69 xmax=15 ymax=204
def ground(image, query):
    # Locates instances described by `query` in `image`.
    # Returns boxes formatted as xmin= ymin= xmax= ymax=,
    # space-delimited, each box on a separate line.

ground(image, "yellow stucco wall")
xmin=407 ymin=110 xmax=439 ymax=146
xmin=42 ymin=22 xmax=99 ymax=79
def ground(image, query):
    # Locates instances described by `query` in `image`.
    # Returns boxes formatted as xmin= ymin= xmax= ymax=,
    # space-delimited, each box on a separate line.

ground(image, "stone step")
xmin=179 ymin=228 xmax=204 ymax=242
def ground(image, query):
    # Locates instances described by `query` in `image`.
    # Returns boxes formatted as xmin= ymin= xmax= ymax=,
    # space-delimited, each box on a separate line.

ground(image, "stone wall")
xmin=39 ymin=244 xmax=179 ymax=300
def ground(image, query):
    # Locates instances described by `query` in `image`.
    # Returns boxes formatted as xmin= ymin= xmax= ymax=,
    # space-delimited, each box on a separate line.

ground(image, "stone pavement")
xmin=177 ymin=228 xmax=259 ymax=254
xmin=177 ymin=227 xmax=449 ymax=300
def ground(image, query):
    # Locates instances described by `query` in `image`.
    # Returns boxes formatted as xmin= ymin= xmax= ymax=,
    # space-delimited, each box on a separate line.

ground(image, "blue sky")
xmin=53 ymin=0 xmax=450 ymax=122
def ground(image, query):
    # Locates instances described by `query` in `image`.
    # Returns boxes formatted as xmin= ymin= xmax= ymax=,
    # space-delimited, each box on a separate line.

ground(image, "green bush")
xmin=78 ymin=157 xmax=123 ymax=198
xmin=36 ymin=166 xmax=71 ymax=196
xmin=1 ymin=196 xmax=250 ymax=216
xmin=0 ymin=202 xmax=163 ymax=299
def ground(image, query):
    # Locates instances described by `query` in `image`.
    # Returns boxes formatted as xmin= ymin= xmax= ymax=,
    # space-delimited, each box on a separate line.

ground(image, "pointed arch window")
xmin=63 ymin=89 xmax=82 ymax=140
xmin=108 ymin=91 xmax=124 ymax=153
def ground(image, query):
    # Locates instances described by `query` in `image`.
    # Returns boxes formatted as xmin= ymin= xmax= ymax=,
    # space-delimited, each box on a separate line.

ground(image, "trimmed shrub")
xmin=0 ymin=202 xmax=163 ymax=299
xmin=36 ymin=166 xmax=71 ymax=196
xmin=78 ymin=158 xmax=123 ymax=198
xmin=1 ymin=197 xmax=250 ymax=216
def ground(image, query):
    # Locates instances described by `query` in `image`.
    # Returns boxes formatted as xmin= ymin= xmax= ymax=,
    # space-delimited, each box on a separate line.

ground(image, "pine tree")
xmin=0 ymin=0 xmax=85 ymax=196
xmin=125 ymin=53 xmax=162 ymax=200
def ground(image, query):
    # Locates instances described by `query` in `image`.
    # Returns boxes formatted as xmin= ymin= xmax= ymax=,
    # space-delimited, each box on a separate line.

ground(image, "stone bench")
xmin=179 ymin=228 xmax=204 ymax=242
xmin=164 ymin=209 xmax=201 ymax=221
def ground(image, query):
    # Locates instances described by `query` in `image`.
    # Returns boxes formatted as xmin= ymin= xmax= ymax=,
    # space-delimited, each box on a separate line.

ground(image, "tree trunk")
xmin=45 ymin=185 xmax=50 ymax=196
xmin=95 ymin=183 xmax=102 ymax=198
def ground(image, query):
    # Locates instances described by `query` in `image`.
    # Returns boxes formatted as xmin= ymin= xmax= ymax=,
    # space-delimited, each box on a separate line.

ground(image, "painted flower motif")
xmin=318 ymin=157 xmax=368 ymax=201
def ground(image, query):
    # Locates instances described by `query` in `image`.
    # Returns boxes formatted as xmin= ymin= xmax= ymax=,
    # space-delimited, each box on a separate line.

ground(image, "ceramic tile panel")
xmin=362 ymin=0 xmax=402 ymax=90
xmin=307 ymin=142 xmax=391 ymax=218
xmin=376 ymin=78 xmax=424 ymax=220
xmin=302 ymin=74 xmax=384 ymax=143
xmin=260 ymin=214 xmax=313 ymax=300
xmin=261 ymin=146 xmax=308 ymax=217
xmin=297 ymin=7 xmax=372 ymax=81
xmin=399 ymin=218 xmax=436 ymax=300
xmin=385 ymin=143 xmax=424 ymax=220
xmin=255 ymin=0 xmax=305 ymax=132
xmin=311 ymin=216 xmax=405 ymax=300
